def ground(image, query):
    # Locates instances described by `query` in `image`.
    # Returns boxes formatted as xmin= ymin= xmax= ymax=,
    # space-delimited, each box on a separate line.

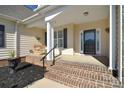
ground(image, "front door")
xmin=84 ymin=29 xmax=96 ymax=54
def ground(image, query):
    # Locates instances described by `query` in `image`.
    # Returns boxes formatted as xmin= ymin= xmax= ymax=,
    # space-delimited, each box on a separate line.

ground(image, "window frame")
xmin=54 ymin=30 xmax=64 ymax=48
xmin=0 ymin=25 xmax=5 ymax=48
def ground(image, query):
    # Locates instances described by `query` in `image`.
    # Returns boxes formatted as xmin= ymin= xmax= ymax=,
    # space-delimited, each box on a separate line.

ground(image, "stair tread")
xmin=45 ymin=60 xmax=120 ymax=88
xmin=47 ymin=66 xmax=119 ymax=85
xmin=55 ymin=60 xmax=112 ymax=74
xmin=45 ymin=71 xmax=120 ymax=88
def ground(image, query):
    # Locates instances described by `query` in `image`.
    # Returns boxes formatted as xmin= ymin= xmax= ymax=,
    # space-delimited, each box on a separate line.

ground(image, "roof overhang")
xmin=26 ymin=5 xmax=109 ymax=29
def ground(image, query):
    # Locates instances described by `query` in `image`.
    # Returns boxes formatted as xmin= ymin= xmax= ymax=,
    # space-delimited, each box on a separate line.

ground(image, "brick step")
xmin=55 ymin=60 xmax=112 ymax=74
xmin=45 ymin=69 xmax=120 ymax=88
xmin=46 ymin=65 xmax=119 ymax=85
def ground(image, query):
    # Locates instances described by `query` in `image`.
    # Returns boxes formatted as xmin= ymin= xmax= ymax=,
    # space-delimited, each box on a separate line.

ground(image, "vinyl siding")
xmin=122 ymin=23 xmax=124 ymax=86
xmin=0 ymin=18 xmax=15 ymax=59
xmin=18 ymin=25 xmax=45 ymax=57
xmin=122 ymin=6 xmax=124 ymax=87
xmin=115 ymin=6 xmax=121 ymax=83
xmin=0 ymin=18 xmax=45 ymax=60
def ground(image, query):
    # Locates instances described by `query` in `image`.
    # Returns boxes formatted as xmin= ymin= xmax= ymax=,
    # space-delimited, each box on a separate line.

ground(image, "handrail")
xmin=41 ymin=44 xmax=57 ymax=68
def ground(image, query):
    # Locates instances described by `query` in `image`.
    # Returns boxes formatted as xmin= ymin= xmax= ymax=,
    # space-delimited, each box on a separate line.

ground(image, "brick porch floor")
xmin=44 ymin=60 xmax=120 ymax=88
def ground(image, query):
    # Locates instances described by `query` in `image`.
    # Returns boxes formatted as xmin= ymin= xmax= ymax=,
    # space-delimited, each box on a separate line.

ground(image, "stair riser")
xmin=45 ymin=61 xmax=120 ymax=88
xmin=55 ymin=61 xmax=112 ymax=74
xmin=47 ymin=67 xmax=119 ymax=85
xmin=45 ymin=72 xmax=116 ymax=88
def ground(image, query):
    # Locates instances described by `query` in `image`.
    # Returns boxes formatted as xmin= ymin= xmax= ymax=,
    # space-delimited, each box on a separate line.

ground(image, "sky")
xmin=25 ymin=5 xmax=38 ymax=11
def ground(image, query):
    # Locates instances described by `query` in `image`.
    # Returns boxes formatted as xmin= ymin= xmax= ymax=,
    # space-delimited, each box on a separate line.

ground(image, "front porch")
xmin=0 ymin=55 xmax=120 ymax=88
xmin=0 ymin=5 xmax=120 ymax=88
xmin=25 ymin=5 xmax=112 ymax=69
xmin=44 ymin=57 xmax=120 ymax=88
xmin=56 ymin=54 xmax=109 ymax=67
xmin=23 ymin=5 xmax=119 ymax=87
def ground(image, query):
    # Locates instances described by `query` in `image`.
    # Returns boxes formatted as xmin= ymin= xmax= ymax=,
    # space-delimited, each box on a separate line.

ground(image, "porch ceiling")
xmin=0 ymin=5 xmax=36 ymax=20
xmin=27 ymin=5 xmax=109 ymax=29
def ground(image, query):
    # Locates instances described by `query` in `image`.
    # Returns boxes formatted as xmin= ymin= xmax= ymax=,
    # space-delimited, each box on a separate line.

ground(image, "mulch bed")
xmin=0 ymin=62 xmax=46 ymax=88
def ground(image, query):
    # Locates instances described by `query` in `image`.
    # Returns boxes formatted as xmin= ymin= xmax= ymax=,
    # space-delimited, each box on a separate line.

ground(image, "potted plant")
xmin=8 ymin=50 xmax=18 ymax=74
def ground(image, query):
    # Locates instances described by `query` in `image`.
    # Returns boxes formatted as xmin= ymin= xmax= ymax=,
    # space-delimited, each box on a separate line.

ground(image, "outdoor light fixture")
xmin=105 ymin=27 xmax=109 ymax=33
xmin=83 ymin=11 xmax=89 ymax=16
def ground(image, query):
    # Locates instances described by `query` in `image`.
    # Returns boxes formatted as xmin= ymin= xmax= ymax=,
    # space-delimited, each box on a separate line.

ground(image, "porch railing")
xmin=41 ymin=44 xmax=57 ymax=68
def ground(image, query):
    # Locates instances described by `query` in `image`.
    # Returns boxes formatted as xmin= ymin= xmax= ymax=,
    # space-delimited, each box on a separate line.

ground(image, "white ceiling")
xmin=27 ymin=5 xmax=109 ymax=29
xmin=0 ymin=5 xmax=35 ymax=20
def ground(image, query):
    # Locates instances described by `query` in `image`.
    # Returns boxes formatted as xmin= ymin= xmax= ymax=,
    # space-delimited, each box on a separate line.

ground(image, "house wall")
xmin=122 ymin=6 xmax=124 ymax=87
xmin=18 ymin=25 xmax=45 ymax=57
xmin=52 ymin=18 xmax=109 ymax=57
xmin=122 ymin=22 xmax=124 ymax=87
xmin=0 ymin=18 xmax=45 ymax=60
xmin=0 ymin=18 xmax=15 ymax=59
xmin=0 ymin=18 xmax=109 ymax=59
xmin=74 ymin=18 xmax=109 ymax=57
xmin=54 ymin=24 xmax=75 ymax=55
xmin=115 ymin=6 xmax=122 ymax=85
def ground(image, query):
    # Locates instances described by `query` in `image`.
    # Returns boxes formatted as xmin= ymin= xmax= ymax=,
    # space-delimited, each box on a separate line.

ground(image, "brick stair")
xmin=44 ymin=60 xmax=120 ymax=88
xmin=56 ymin=60 xmax=112 ymax=74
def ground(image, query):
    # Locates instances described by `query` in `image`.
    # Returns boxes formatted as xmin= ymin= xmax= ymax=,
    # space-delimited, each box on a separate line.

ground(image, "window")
xmin=54 ymin=30 xmax=64 ymax=48
xmin=45 ymin=28 xmax=67 ymax=48
xmin=96 ymin=31 xmax=99 ymax=51
xmin=0 ymin=25 xmax=5 ymax=48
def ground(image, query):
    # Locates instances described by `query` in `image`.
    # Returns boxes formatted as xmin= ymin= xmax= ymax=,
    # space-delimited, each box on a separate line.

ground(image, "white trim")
xmin=51 ymin=26 xmax=54 ymax=60
xmin=46 ymin=21 xmax=52 ymax=60
xmin=54 ymin=29 xmax=64 ymax=48
xmin=79 ymin=30 xmax=84 ymax=53
xmin=14 ymin=21 xmax=19 ymax=57
xmin=0 ymin=13 xmax=21 ymax=22
xmin=80 ymin=29 xmax=101 ymax=55
xmin=119 ymin=5 xmax=123 ymax=84
xmin=109 ymin=5 xmax=116 ymax=70
xmin=45 ymin=11 xmax=63 ymax=22
xmin=96 ymin=28 xmax=102 ymax=55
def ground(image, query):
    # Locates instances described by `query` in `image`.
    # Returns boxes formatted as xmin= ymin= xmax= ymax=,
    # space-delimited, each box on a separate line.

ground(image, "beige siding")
xmin=0 ymin=18 xmax=45 ymax=59
xmin=18 ymin=26 xmax=45 ymax=56
xmin=0 ymin=18 xmax=109 ymax=59
xmin=115 ymin=6 xmax=121 ymax=82
xmin=0 ymin=18 xmax=15 ymax=59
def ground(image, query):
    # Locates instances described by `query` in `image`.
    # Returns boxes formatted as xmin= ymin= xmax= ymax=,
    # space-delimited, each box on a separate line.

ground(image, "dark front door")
xmin=84 ymin=29 xmax=96 ymax=54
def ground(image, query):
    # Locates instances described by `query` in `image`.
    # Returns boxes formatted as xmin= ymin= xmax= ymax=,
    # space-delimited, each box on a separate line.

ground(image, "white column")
xmin=46 ymin=21 xmax=52 ymax=60
xmin=120 ymin=5 xmax=123 ymax=84
xmin=109 ymin=5 xmax=116 ymax=70
xmin=14 ymin=21 xmax=18 ymax=57
xmin=51 ymin=26 xmax=54 ymax=60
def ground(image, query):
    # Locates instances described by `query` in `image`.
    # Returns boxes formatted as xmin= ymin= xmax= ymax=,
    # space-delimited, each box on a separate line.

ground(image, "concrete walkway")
xmin=56 ymin=54 xmax=109 ymax=67
xmin=26 ymin=78 xmax=69 ymax=88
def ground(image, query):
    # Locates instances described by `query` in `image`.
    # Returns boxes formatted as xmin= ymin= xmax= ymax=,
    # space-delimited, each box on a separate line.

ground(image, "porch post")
xmin=46 ymin=21 xmax=53 ymax=60
xmin=109 ymin=5 xmax=116 ymax=70
xmin=14 ymin=21 xmax=19 ymax=57
xmin=51 ymin=26 xmax=54 ymax=60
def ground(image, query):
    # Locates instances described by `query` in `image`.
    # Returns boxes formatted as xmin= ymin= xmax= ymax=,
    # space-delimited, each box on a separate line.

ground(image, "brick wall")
xmin=0 ymin=56 xmax=26 ymax=67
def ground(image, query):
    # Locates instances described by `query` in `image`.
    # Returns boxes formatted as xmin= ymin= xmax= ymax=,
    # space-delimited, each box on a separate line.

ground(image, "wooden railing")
xmin=41 ymin=44 xmax=57 ymax=68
